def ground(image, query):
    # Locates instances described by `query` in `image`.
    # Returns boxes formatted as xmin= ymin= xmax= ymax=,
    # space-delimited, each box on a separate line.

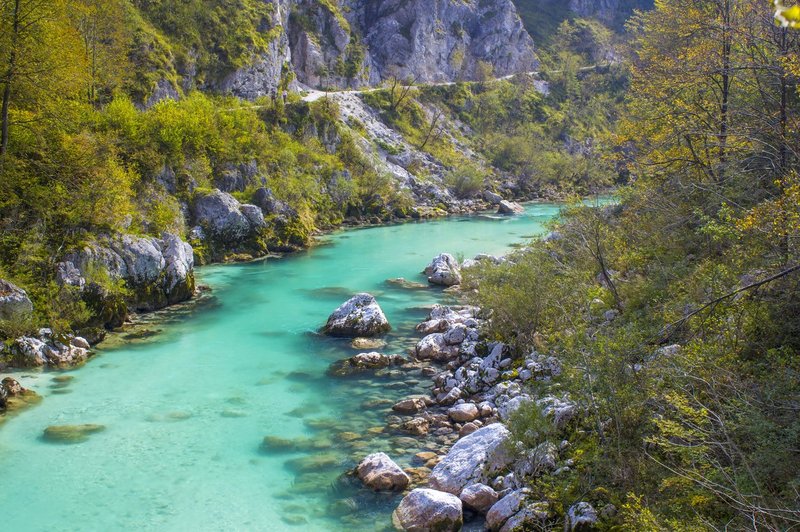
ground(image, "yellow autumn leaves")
xmin=774 ymin=0 xmax=800 ymax=27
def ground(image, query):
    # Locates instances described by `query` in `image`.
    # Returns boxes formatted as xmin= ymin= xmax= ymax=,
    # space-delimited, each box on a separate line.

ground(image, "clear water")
xmin=0 ymin=204 xmax=563 ymax=532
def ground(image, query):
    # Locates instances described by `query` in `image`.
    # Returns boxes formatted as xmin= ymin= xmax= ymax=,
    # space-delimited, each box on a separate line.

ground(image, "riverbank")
xmin=0 ymin=204 xmax=562 ymax=530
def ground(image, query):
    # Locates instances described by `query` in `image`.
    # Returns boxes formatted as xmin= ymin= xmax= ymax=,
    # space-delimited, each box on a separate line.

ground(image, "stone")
xmin=356 ymin=452 xmax=410 ymax=491
xmin=415 ymin=333 xmax=459 ymax=362
xmin=484 ymin=190 xmax=503 ymax=204
xmin=499 ymin=502 xmax=549 ymax=531
xmin=70 ymin=337 xmax=91 ymax=349
xmin=252 ymin=187 xmax=296 ymax=218
xmin=55 ymin=261 xmax=85 ymax=289
xmin=424 ymin=253 xmax=462 ymax=286
xmin=401 ymin=417 xmax=430 ymax=436
xmin=239 ymin=204 xmax=266 ymax=228
xmin=328 ymin=352 xmax=404 ymax=376
xmin=429 ymin=423 xmax=514 ymax=495
xmin=193 ymin=189 xmax=252 ymax=241
xmin=497 ymin=200 xmax=525 ymax=215
xmin=350 ymin=337 xmax=387 ymax=350
xmin=486 ymin=489 xmax=529 ymax=531
xmin=460 ymin=483 xmax=498 ymax=513
xmin=392 ymin=488 xmax=463 ymax=532
xmin=42 ymin=424 xmax=105 ymax=444
xmin=443 ymin=324 xmax=467 ymax=345
xmin=322 ymin=293 xmax=391 ymax=337
xmin=566 ymin=502 xmax=598 ymax=531
xmin=0 ymin=279 xmax=33 ymax=321
xmin=448 ymin=403 xmax=479 ymax=423
xmin=392 ymin=397 xmax=427 ymax=415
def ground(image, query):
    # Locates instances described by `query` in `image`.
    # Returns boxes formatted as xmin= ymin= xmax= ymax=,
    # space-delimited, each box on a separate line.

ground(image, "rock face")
xmin=569 ymin=0 xmax=654 ymax=26
xmin=424 ymin=253 xmax=462 ymax=286
xmin=0 ymin=279 xmax=33 ymax=322
xmin=62 ymin=232 xmax=195 ymax=315
xmin=214 ymin=0 xmax=537 ymax=98
xmin=322 ymin=293 xmax=391 ymax=337
xmin=351 ymin=0 xmax=538 ymax=84
xmin=193 ymin=189 xmax=258 ymax=242
xmin=392 ymin=488 xmax=463 ymax=532
xmin=356 ymin=452 xmax=410 ymax=491
xmin=429 ymin=423 xmax=514 ymax=495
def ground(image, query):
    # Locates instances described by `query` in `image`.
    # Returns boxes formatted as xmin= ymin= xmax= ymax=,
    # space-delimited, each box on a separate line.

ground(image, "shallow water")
xmin=0 ymin=203 xmax=565 ymax=531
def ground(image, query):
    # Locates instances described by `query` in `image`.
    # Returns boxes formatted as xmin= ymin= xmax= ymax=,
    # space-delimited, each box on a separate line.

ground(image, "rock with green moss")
xmin=322 ymin=293 xmax=391 ymax=337
xmin=42 ymin=423 xmax=105 ymax=444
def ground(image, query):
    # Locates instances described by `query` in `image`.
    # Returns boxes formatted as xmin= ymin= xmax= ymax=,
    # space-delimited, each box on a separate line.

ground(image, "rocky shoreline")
xmin=308 ymin=250 xmax=605 ymax=530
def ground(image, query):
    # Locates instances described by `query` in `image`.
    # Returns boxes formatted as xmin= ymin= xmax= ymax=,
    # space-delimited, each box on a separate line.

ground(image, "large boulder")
xmin=193 ymin=189 xmax=253 ymax=241
xmin=566 ymin=502 xmax=598 ymax=531
xmin=497 ymin=200 xmax=525 ymax=215
xmin=62 ymin=232 xmax=195 ymax=316
xmin=429 ymin=423 xmax=514 ymax=495
xmin=424 ymin=253 xmax=462 ymax=286
xmin=322 ymin=293 xmax=391 ymax=337
xmin=356 ymin=452 xmax=410 ymax=492
xmin=415 ymin=333 xmax=460 ymax=362
xmin=459 ymin=483 xmax=499 ymax=513
xmin=0 ymin=279 xmax=33 ymax=322
xmin=392 ymin=488 xmax=463 ymax=532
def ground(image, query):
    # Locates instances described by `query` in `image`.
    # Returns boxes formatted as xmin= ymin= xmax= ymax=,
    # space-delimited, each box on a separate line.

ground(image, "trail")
xmin=221 ymin=64 xmax=608 ymax=111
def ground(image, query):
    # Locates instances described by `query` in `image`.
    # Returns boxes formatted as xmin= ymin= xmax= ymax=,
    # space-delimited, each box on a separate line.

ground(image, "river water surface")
xmin=1 ymin=204 xmax=564 ymax=531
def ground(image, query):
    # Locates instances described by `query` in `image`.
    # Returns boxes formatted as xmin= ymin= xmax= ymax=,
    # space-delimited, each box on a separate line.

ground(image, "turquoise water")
xmin=0 ymin=204 xmax=563 ymax=531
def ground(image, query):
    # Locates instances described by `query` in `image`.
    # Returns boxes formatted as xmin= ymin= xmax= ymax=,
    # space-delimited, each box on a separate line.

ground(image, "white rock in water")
xmin=498 ymin=200 xmax=525 ymax=215
xmin=424 ymin=253 xmax=462 ymax=286
xmin=322 ymin=293 xmax=391 ymax=337
xmin=356 ymin=452 xmax=409 ymax=492
xmin=393 ymin=488 xmax=463 ymax=532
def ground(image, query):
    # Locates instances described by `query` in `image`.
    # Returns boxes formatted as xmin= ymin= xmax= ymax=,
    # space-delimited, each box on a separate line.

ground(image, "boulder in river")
xmin=322 ymin=293 xmax=391 ymax=337
xmin=424 ymin=253 xmax=462 ymax=286
xmin=497 ymin=200 xmax=525 ymax=215
xmin=42 ymin=424 xmax=105 ymax=444
xmin=327 ymin=352 xmax=405 ymax=376
xmin=459 ymin=483 xmax=498 ymax=513
xmin=392 ymin=488 xmax=463 ymax=532
xmin=429 ymin=423 xmax=514 ymax=495
xmin=356 ymin=452 xmax=410 ymax=491
xmin=0 ymin=279 xmax=33 ymax=322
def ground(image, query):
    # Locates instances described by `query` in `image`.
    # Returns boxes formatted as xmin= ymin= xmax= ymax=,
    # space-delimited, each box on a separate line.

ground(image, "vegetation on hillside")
xmin=466 ymin=0 xmax=800 ymax=528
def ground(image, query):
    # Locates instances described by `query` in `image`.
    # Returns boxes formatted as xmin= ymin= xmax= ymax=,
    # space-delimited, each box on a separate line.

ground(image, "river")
xmin=0 ymin=203 xmax=564 ymax=531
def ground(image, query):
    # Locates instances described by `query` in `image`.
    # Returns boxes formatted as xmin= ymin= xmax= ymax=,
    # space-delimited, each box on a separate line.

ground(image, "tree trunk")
xmin=1 ymin=0 xmax=21 ymax=156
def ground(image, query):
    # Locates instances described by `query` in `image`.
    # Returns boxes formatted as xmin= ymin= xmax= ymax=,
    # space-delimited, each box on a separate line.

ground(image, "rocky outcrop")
xmin=322 ymin=293 xmax=391 ymax=337
xmin=356 ymin=452 xmax=410 ymax=491
xmin=349 ymin=0 xmax=538 ymax=84
xmin=424 ymin=253 xmax=462 ymax=286
xmin=62 ymin=232 xmax=195 ymax=317
xmin=429 ymin=423 xmax=514 ymax=495
xmin=0 ymin=279 xmax=33 ymax=322
xmin=392 ymin=488 xmax=463 ymax=532
xmin=9 ymin=329 xmax=91 ymax=368
xmin=191 ymin=189 xmax=270 ymax=259
xmin=566 ymin=502 xmax=598 ymax=531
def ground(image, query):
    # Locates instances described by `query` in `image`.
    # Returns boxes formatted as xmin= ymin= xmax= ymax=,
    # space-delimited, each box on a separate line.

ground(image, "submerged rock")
xmin=350 ymin=337 xmax=387 ymax=350
xmin=42 ymin=424 xmax=105 ymax=444
xmin=424 ymin=253 xmax=462 ymax=286
xmin=327 ymin=352 xmax=405 ymax=377
xmin=322 ymin=293 xmax=391 ymax=337
xmin=0 ymin=279 xmax=33 ymax=322
xmin=392 ymin=488 xmax=463 ymax=532
xmin=356 ymin=452 xmax=410 ymax=491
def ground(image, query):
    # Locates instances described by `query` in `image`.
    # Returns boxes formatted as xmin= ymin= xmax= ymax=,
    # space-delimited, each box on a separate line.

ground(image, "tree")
xmin=0 ymin=0 xmax=84 ymax=155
